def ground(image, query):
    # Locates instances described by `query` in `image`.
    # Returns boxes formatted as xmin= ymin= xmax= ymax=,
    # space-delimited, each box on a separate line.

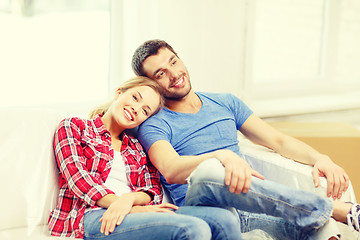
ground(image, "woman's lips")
xmin=124 ymin=109 xmax=134 ymax=121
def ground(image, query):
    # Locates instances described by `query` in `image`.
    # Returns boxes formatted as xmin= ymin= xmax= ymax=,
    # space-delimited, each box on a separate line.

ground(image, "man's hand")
xmin=214 ymin=149 xmax=265 ymax=194
xmin=312 ymin=155 xmax=350 ymax=199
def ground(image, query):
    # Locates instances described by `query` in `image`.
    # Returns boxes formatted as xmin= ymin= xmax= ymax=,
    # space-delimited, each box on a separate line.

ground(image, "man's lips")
xmin=172 ymin=76 xmax=185 ymax=88
xmin=124 ymin=109 xmax=134 ymax=121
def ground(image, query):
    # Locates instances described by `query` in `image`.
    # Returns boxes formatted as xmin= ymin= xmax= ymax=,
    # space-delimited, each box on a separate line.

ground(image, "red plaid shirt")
xmin=48 ymin=115 xmax=162 ymax=238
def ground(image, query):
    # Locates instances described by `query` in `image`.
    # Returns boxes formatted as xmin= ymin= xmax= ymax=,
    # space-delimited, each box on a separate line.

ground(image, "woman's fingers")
xmin=159 ymin=202 xmax=179 ymax=210
xmin=100 ymin=211 xmax=127 ymax=235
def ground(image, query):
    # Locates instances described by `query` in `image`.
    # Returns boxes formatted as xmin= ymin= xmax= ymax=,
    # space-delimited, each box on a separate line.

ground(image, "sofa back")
xmin=0 ymin=109 xmax=65 ymax=232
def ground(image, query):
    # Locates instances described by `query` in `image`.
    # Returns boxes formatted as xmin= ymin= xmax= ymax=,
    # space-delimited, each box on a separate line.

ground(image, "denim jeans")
xmin=84 ymin=205 xmax=241 ymax=240
xmin=185 ymin=158 xmax=334 ymax=240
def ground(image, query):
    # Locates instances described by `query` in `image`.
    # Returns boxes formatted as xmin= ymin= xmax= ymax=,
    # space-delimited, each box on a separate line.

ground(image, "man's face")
xmin=142 ymin=47 xmax=191 ymax=100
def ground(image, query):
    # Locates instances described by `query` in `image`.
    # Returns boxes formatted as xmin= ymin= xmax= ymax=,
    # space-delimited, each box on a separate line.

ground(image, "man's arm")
xmin=239 ymin=113 xmax=350 ymax=199
xmin=147 ymin=140 xmax=214 ymax=184
xmin=147 ymin=140 xmax=264 ymax=194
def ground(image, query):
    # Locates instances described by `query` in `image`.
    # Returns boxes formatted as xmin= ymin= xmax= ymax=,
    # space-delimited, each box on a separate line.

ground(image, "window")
xmin=244 ymin=0 xmax=360 ymax=116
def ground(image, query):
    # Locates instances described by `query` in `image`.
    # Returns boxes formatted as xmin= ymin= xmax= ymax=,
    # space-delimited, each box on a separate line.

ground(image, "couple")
xmin=49 ymin=39 xmax=360 ymax=240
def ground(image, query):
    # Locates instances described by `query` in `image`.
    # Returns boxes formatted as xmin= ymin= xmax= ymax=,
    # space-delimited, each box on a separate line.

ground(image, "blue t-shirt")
xmin=138 ymin=92 xmax=253 ymax=206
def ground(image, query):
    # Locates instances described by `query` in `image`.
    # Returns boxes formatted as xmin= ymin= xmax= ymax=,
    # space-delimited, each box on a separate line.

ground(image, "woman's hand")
xmin=99 ymin=194 xmax=134 ymax=236
xmin=98 ymin=193 xmax=179 ymax=236
xmin=130 ymin=203 xmax=179 ymax=214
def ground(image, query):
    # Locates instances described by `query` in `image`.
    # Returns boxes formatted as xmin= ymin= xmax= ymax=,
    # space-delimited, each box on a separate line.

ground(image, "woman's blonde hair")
xmin=89 ymin=76 xmax=164 ymax=119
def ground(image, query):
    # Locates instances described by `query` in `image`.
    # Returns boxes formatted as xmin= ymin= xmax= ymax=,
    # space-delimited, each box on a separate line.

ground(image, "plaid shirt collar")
xmin=93 ymin=115 xmax=111 ymax=138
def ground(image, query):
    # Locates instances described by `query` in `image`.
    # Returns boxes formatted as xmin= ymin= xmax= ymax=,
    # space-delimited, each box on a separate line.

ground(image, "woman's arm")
xmin=124 ymin=135 xmax=164 ymax=204
xmin=54 ymin=118 xmax=114 ymax=206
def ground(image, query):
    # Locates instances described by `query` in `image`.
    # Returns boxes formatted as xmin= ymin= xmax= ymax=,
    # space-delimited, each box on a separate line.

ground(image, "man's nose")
xmin=169 ymin=68 xmax=180 ymax=81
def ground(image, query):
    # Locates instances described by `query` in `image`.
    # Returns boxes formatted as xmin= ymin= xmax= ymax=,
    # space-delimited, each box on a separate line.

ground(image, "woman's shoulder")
xmin=124 ymin=133 xmax=143 ymax=149
xmin=56 ymin=116 xmax=89 ymax=131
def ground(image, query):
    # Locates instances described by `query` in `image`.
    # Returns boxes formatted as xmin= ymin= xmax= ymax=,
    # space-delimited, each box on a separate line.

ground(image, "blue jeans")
xmin=185 ymin=158 xmax=334 ymax=240
xmin=84 ymin=206 xmax=241 ymax=240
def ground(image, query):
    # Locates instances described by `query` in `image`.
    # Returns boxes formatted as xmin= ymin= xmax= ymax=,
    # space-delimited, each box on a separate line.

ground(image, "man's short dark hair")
xmin=132 ymin=39 xmax=178 ymax=77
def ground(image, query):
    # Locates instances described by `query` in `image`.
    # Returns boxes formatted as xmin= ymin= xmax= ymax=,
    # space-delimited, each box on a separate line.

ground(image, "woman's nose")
xmin=131 ymin=106 xmax=138 ymax=115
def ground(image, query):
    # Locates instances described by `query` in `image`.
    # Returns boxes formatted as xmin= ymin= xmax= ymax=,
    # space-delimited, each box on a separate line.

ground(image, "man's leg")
xmin=185 ymin=158 xmax=333 ymax=230
xmin=236 ymin=210 xmax=307 ymax=240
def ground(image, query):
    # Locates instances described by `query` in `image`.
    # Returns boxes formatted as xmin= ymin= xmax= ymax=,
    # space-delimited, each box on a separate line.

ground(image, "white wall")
xmin=109 ymin=0 xmax=247 ymax=98
xmin=110 ymin=0 xmax=360 ymax=118
xmin=2 ymin=0 xmax=359 ymax=119
xmin=0 ymin=3 xmax=110 ymax=117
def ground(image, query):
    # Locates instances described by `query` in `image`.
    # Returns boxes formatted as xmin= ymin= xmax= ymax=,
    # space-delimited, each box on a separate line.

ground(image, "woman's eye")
xmin=143 ymin=109 xmax=148 ymax=116
xmin=172 ymin=60 xmax=177 ymax=65
xmin=156 ymin=71 xmax=164 ymax=79
xmin=133 ymin=95 xmax=138 ymax=101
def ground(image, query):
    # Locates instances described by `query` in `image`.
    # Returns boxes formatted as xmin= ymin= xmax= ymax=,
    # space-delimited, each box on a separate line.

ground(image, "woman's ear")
xmin=114 ymin=88 xmax=122 ymax=99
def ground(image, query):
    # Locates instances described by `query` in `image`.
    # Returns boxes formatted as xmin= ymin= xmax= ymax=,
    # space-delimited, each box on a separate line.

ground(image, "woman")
xmin=48 ymin=76 xmax=240 ymax=240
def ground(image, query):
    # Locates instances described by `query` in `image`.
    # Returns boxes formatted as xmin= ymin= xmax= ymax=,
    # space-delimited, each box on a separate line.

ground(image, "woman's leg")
xmin=185 ymin=158 xmax=333 ymax=231
xmin=175 ymin=206 xmax=242 ymax=240
xmin=83 ymin=209 xmax=211 ymax=240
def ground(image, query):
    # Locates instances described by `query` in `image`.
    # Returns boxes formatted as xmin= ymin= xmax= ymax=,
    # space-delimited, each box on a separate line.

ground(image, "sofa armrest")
xmin=238 ymin=134 xmax=357 ymax=203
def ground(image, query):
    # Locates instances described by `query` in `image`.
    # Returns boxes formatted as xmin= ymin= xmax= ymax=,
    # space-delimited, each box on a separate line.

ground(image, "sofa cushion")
xmin=0 ymin=109 xmax=65 ymax=232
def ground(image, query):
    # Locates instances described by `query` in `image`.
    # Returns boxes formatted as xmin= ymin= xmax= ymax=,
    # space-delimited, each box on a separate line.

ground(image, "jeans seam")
xmin=189 ymin=180 xmax=331 ymax=228
xmin=85 ymin=222 xmax=191 ymax=239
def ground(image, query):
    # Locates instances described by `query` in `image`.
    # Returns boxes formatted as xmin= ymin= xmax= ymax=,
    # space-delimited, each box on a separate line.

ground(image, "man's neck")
xmin=165 ymin=90 xmax=202 ymax=114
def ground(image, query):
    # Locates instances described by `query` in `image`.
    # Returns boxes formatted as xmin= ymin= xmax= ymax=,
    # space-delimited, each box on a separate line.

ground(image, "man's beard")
xmin=163 ymin=83 xmax=192 ymax=101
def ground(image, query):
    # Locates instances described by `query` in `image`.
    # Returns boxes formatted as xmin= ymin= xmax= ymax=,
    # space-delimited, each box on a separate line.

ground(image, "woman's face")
xmin=112 ymin=85 xmax=161 ymax=129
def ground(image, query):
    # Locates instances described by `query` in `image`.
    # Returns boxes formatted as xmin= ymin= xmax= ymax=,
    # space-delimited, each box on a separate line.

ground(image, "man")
xmin=132 ymin=39 xmax=360 ymax=239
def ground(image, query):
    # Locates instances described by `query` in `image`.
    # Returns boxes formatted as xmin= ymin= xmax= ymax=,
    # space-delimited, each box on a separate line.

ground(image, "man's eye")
xmin=172 ymin=60 xmax=177 ymax=65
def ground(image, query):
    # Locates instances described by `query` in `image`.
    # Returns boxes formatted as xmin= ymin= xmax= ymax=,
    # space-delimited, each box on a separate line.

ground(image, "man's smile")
xmin=172 ymin=76 xmax=185 ymax=88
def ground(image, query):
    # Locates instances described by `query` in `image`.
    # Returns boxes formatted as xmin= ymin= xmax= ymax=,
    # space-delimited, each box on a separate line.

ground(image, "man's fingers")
xmin=224 ymin=162 xmax=232 ymax=186
xmin=251 ymin=169 xmax=265 ymax=180
xmin=312 ymin=169 xmax=320 ymax=188
xmin=241 ymin=169 xmax=253 ymax=194
xmin=332 ymin=176 xmax=341 ymax=200
xmin=233 ymin=173 xmax=244 ymax=194
xmin=326 ymin=173 xmax=334 ymax=198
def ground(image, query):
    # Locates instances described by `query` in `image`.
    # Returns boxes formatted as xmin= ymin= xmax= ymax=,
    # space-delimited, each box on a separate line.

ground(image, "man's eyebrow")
xmin=169 ymin=55 xmax=175 ymax=63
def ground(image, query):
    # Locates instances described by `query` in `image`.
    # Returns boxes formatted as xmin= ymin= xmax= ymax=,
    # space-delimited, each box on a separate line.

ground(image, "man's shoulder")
xmin=142 ymin=109 xmax=171 ymax=124
xmin=197 ymin=92 xmax=239 ymax=105
xmin=198 ymin=92 xmax=236 ymax=99
xmin=139 ymin=109 xmax=171 ymax=132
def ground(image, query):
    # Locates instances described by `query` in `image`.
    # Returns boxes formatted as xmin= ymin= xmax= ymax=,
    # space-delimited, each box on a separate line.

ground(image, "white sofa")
xmin=0 ymin=108 xmax=357 ymax=239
